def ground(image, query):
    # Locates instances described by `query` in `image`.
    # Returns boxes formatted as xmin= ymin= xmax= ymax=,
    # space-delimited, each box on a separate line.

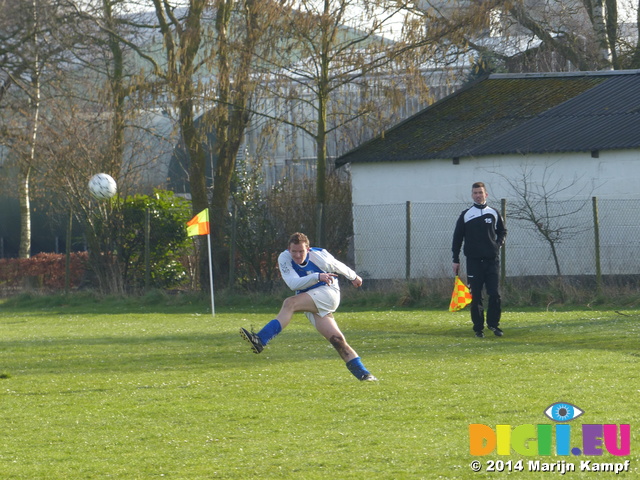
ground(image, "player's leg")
xmin=275 ymin=293 xmax=318 ymax=328
xmin=313 ymin=313 xmax=358 ymax=362
xmin=313 ymin=313 xmax=377 ymax=381
xmin=240 ymin=293 xmax=318 ymax=353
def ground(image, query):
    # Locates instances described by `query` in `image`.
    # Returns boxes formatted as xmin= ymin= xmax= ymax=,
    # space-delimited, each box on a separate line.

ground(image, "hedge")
xmin=0 ymin=252 xmax=88 ymax=290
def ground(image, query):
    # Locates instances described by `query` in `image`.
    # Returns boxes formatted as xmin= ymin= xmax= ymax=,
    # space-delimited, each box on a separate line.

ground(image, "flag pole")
xmin=207 ymin=232 xmax=215 ymax=316
xmin=186 ymin=207 xmax=214 ymax=316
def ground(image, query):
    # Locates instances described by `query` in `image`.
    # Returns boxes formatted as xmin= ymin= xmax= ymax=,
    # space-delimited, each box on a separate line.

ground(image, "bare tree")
xmin=28 ymin=0 xmax=162 ymax=292
xmin=0 ymin=0 xmax=79 ymax=258
xmin=127 ymin=0 xmax=281 ymax=287
xmin=206 ymin=0 xmax=280 ymax=283
xmin=498 ymin=164 xmax=595 ymax=277
xmin=458 ymin=0 xmax=640 ymax=72
xmin=253 ymin=0 xmax=476 ymax=243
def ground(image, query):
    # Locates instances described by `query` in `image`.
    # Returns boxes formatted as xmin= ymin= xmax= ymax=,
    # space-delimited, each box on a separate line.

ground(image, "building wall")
xmin=348 ymin=149 xmax=640 ymax=279
xmin=350 ymin=149 xmax=640 ymax=205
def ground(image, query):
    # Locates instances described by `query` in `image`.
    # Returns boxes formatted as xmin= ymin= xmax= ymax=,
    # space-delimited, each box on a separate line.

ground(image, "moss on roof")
xmin=336 ymin=71 xmax=640 ymax=166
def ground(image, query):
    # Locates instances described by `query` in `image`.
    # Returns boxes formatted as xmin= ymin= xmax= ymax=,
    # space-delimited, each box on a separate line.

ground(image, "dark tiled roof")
xmin=335 ymin=70 xmax=640 ymax=167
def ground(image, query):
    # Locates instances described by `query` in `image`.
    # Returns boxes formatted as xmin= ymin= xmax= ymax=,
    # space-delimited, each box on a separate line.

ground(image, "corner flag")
xmin=187 ymin=209 xmax=210 ymax=236
xmin=186 ymin=208 xmax=215 ymax=316
xmin=449 ymin=275 xmax=472 ymax=312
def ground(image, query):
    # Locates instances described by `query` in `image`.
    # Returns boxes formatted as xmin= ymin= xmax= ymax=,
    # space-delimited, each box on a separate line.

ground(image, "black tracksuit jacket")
xmin=452 ymin=203 xmax=507 ymax=263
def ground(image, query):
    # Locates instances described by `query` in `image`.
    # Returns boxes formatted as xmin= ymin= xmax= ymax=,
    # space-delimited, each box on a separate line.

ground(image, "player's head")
xmin=288 ymin=232 xmax=310 ymax=264
xmin=288 ymin=232 xmax=309 ymax=247
xmin=471 ymin=182 xmax=488 ymax=204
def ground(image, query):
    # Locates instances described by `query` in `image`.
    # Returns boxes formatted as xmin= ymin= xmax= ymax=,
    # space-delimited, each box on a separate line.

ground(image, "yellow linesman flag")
xmin=186 ymin=208 xmax=210 ymax=236
xmin=449 ymin=275 xmax=472 ymax=312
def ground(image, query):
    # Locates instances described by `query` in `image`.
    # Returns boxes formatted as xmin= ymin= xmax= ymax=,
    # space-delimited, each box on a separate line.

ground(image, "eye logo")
xmin=544 ymin=402 xmax=584 ymax=422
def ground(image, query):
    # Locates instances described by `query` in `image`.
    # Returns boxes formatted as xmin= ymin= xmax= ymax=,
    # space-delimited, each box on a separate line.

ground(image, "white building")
xmin=335 ymin=70 xmax=640 ymax=279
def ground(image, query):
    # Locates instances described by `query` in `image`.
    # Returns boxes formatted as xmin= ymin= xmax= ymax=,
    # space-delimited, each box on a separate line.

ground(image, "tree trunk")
xmin=18 ymin=166 xmax=31 ymax=258
xmin=180 ymin=101 xmax=209 ymax=289
xmin=208 ymin=0 xmax=261 ymax=286
xmin=604 ymin=0 xmax=618 ymax=68
xmin=20 ymin=1 xmax=40 ymax=258
xmin=314 ymin=0 xmax=333 ymax=246
xmin=589 ymin=0 xmax=613 ymax=67
xmin=631 ymin=1 xmax=640 ymax=67
xmin=103 ymin=0 xmax=126 ymax=175
xmin=316 ymin=100 xmax=327 ymax=246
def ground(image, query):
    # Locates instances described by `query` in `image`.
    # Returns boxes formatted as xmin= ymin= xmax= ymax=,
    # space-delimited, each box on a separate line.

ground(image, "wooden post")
xmin=316 ymin=203 xmax=324 ymax=246
xmin=65 ymin=209 xmax=72 ymax=294
xmin=229 ymin=203 xmax=237 ymax=290
xmin=145 ymin=208 xmax=151 ymax=290
xmin=592 ymin=196 xmax=602 ymax=294
xmin=406 ymin=201 xmax=411 ymax=280
xmin=501 ymin=198 xmax=506 ymax=286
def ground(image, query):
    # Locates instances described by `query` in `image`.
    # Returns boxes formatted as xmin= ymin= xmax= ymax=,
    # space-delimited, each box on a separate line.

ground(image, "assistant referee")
xmin=452 ymin=182 xmax=507 ymax=338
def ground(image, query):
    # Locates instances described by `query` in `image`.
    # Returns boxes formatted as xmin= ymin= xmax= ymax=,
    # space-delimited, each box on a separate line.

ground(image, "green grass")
xmin=0 ymin=298 xmax=638 ymax=479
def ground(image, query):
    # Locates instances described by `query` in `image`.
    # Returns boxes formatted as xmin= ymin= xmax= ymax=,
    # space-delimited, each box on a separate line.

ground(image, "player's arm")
xmin=313 ymin=249 xmax=359 ymax=284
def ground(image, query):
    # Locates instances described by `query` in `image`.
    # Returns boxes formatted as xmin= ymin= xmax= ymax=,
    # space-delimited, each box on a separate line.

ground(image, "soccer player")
xmin=240 ymin=232 xmax=377 ymax=381
xmin=452 ymin=182 xmax=507 ymax=338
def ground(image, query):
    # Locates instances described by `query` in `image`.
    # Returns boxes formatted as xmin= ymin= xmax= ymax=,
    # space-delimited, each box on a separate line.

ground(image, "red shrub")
xmin=0 ymin=252 xmax=89 ymax=290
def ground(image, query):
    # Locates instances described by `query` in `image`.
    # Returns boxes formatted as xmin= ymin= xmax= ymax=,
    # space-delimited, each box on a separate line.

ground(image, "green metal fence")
xmin=352 ymin=198 xmax=640 ymax=281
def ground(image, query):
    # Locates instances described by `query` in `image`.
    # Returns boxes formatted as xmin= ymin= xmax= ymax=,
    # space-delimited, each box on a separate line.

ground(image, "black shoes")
xmin=488 ymin=326 xmax=504 ymax=337
xmin=239 ymin=328 xmax=264 ymax=353
xmin=360 ymin=373 xmax=378 ymax=381
xmin=475 ymin=328 xmax=503 ymax=338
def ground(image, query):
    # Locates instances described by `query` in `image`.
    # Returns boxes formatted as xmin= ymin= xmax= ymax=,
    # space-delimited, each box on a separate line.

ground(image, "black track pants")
xmin=466 ymin=257 xmax=501 ymax=332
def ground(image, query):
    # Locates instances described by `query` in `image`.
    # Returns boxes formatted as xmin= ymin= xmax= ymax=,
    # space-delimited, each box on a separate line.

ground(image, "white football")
xmin=88 ymin=173 xmax=117 ymax=200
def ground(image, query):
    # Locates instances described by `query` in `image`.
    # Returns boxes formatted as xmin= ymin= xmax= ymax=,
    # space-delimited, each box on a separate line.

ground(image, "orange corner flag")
xmin=449 ymin=275 xmax=472 ymax=312
xmin=187 ymin=208 xmax=210 ymax=236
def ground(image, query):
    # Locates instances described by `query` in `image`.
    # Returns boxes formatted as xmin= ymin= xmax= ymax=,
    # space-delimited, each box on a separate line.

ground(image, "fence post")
xmin=501 ymin=198 xmax=506 ymax=285
xmin=144 ymin=208 xmax=151 ymax=291
xmin=65 ymin=209 xmax=72 ymax=294
xmin=592 ymin=196 xmax=602 ymax=293
xmin=229 ymin=203 xmax=237 ymax=290
xmin=406 ymin=200 xmax=411 ymax=280
xmin=316 ymin=203 xmax=324 ymax=245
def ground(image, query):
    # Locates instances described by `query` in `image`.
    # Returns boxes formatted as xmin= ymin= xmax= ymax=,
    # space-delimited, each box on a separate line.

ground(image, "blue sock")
xmin=346 ymin=357 xmax=370 ymax=380
xmin=257 ymin=319 xmax=282 ymax=345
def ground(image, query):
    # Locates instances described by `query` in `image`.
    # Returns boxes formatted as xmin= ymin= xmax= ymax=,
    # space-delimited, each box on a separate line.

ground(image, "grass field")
xmin=0 ymin=296 xmax=638 ymax=479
